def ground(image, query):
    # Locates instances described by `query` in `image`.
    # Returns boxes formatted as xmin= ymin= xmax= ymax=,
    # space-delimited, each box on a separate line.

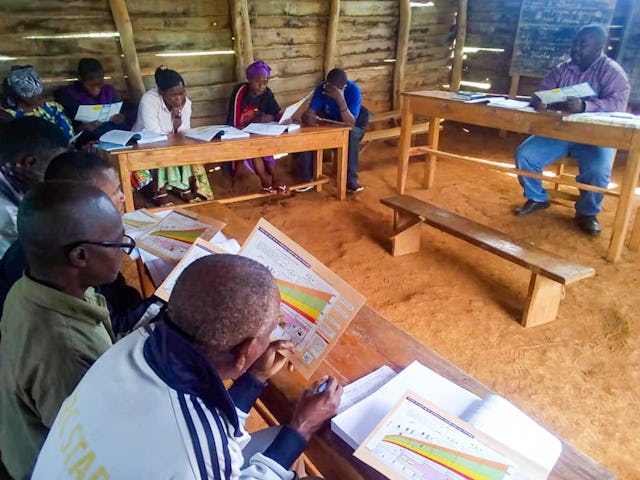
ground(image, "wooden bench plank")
xmin=381 ymin=195 xmax=595 ymax=285
xmin=363 ymin=122 xmax=429 ymax=143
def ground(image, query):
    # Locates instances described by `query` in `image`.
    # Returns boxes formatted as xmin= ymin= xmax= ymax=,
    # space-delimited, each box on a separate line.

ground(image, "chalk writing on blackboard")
xmin=510 ymin=0 xmax=616 ymax=78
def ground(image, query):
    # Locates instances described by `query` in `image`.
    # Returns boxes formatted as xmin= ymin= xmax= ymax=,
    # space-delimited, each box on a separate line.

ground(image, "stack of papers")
xmin=183 ymin=125 xmax=249 ymax=141
xmin=486 ymin=97 xmax=532 ymax=110
xmin=563 ymin=111 xmax=640 ymax=129
xmin=242 ymin=122 xmax=301 ymax=136
xmin=331 ymin=361 xmax=562 ymax=477
xmin=452 ymin=91 xmax=487 ymax=101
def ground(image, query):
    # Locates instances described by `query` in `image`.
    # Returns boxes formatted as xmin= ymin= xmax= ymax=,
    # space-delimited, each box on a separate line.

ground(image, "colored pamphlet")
xmin=75 ymin=101 xmax=123 ymax=123
xmin=239 ymin=218 xmax=366 ymax=379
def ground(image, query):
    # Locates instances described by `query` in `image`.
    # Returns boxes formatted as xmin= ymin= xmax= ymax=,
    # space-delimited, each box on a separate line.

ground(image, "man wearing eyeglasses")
xmin=0 ymin=182 xmax=131 ymax=480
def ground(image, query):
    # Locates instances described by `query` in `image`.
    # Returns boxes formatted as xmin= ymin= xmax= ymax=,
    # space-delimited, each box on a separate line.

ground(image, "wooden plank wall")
xmin=0 ymin=0 xmax=126 ymax=97
xmin=127 ymin=0 xmax=236 ymax=126
xmin=248 ymin=0 xmax=328 ymax=109
xmin=404 ymin=1 xmax=457 ymax=94
xmin=463 ymin=0 xmax=521 ymax=94
xmin=0 ymin=0 xmax=461 ymax=126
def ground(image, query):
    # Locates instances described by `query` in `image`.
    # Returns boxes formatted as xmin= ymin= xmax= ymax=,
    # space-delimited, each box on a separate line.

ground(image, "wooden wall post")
xmin=324 ymin=0 xmax=341 ymax=77
xmin=108 ymin=0 xmax=145 ymax=102
xmin=230 ymin=0 xmax=254 ymax=82
xmin=450 ymin=0 xmax=468 ymax=92
xmin=393 ymin=0 xmax=411 ymax=110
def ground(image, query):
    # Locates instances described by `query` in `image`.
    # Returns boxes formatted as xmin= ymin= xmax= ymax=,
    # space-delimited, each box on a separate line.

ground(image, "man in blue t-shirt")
xmin=297 ymin=69 xmax=368 ymax=193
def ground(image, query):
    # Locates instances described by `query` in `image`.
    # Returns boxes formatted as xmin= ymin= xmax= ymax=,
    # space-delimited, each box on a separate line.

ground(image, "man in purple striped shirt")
xmin=513 ymin=25 xmax=630 ymax=236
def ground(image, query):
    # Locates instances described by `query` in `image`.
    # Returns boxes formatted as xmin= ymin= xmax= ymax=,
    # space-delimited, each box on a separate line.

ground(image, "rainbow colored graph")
xmin=382 ymin=435 xmax=511 ymax=480
xmin=276 ymin=278 xmax=334 ymax=324
xmin=150 ymin=228 xmax=207 ymax=244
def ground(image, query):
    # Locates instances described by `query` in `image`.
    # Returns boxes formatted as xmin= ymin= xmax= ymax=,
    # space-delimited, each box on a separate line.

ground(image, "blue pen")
xmin=316 ymin=379 xmax=329 ymax=394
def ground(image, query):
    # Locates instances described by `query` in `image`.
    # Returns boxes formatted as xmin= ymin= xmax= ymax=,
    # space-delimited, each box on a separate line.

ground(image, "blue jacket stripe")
xmin=211 ymin=406 xmax=233 ymax=479
xmin=178 ymin=393 xmax=208 ymax=480
xmin=190 ymin=395 xmax=223 ymax=480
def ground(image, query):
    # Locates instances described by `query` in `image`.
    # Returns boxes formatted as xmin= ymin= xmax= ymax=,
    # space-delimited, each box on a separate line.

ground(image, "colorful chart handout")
xmin=354 ymin=392 xmax=538 ymax=480
xmin=136 ymin=210 xmax=225 ymax=264
xmin=239 ymin=218 xmax=365 ymax=379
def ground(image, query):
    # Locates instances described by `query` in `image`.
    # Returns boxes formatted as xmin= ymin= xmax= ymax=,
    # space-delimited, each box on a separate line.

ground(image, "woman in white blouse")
xmin=133 ymin=66 xmax=213 ymax=206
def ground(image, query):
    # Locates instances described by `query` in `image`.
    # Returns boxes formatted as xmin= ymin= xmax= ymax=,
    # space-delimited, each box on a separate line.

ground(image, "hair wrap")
xmin=7 ymin=66 xmax=43 ymax=99
xmin=245 ymin=60 xmax=271 ymax=80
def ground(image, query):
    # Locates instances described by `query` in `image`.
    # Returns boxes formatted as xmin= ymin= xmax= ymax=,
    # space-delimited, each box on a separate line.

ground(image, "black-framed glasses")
xmin=62 ymin=234 xmax=136 ymax=255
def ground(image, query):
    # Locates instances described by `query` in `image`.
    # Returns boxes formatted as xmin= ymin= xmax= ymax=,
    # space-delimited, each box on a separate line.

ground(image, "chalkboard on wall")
xmin=510 ymin=0 xmax=616 ymax=78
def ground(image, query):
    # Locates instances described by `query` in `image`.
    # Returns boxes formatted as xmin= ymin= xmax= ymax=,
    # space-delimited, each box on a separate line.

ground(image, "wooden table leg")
xmin=423 ymin=116 xmax=441 ymax=188
xmin=397 ymin=95 xmax=413 ymax=194
xmin=336 ymin=130 xmax=348 ymax=200
xmin=118 ymin=154 xmax=135 ymax=212
xmin=629 ymin=205 xmax=640 ymax=250
xmin=314 ymin=149 xmax=323 ymax=193
xmin=607 ymin=134 xmax=640 ymax=261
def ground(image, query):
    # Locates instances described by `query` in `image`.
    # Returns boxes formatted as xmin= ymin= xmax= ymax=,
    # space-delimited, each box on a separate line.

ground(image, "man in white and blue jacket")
xmin=33 ymin=254 xmax=342 ymax=480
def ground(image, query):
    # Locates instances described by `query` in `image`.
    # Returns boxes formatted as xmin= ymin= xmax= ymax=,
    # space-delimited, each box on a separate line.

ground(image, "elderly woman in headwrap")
xmin=1 ymin=65 xmax=74 ymax=140
xmin=133 ymin=65 xmax=213 ymax=206
xmin=227 ymin=60 xmax=288 ymax=195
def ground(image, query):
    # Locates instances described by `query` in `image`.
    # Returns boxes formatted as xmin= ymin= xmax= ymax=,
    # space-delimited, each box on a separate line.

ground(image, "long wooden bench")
xmin=380 ymin=195 xmax=595 ymax=327
xmin=361 ymin=109 xmax=429 ymax=150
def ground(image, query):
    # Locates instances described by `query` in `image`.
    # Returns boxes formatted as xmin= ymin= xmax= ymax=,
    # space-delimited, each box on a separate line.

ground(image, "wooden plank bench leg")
xmin=390 ymin=211 xmax=422 ymax=256
xmin=521 ymin=273 xmax=565 ymax=327
xmin=628 ymin=206 xmax=640 ymax=251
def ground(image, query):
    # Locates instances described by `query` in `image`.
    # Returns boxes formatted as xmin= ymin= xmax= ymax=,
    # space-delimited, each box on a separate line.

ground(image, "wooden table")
xmin=131 ymin=201 xmax=614 ymax=480
xmin=109 ymin=125 xmax=351 ymax=212
xmin=396 ymin=90 xmax=640 ymax=262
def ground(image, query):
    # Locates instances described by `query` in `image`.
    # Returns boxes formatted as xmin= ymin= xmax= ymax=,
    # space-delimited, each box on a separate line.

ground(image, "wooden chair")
xmin=381 ymin=195 xmax=595 ymax=328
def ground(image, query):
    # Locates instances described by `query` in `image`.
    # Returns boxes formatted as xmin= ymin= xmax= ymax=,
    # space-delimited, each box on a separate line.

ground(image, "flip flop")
xmin=261 ymin=186 xmax=275 ymax=194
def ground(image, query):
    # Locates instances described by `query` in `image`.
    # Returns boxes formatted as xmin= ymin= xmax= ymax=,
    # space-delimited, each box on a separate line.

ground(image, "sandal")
xmin=261 ymin=186 xmax=275 ymax=194
xmin=276 ymin=185 xmax=290 ymax=195
xmin=179 ymin=189 xmax=201 ymax=203
xmin=152 ymin=192 xmax=174 ymax=207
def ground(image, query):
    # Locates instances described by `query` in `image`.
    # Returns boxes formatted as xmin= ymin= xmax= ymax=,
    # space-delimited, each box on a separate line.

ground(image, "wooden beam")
xmin=230 ymin=0 xmax=254 ymax=82
xmin=108 ymin=0 xmax=145 ymax=102
xmin=324 ymin=0 xmax=340 ymax=77
xmin=393 ymin=0 xmax=411 ymax=110
xmin=449 ymin=0 xmax=467 ymax=92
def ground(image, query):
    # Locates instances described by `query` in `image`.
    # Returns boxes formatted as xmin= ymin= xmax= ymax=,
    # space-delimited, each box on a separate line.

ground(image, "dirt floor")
xmin=135 ymin=124 xmax=639 ymax=478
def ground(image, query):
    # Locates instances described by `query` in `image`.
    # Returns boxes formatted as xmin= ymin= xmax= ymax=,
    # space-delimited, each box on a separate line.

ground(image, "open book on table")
xmin=96 ymin=129 xmax=167 ymax=150
xmin=242 ymin=122 xmax=301 ymax=136
xmin=332 ymin=361 xmax=562 ymax=479
xmin=279 ymin=90 xmax=314 ymax=124
xmin=183 ymin=125 xmax=250 ymax=141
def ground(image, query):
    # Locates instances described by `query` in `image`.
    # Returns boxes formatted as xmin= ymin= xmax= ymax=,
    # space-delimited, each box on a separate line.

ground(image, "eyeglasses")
xmin=63 ymin=234 xmax=136 ymax=255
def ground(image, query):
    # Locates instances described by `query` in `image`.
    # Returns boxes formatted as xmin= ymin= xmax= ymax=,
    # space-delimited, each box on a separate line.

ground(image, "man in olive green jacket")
xmin=0 ymin=182 xmax=130 ymax=479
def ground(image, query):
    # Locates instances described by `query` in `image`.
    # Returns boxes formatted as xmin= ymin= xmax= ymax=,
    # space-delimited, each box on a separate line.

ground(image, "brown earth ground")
xmin=136 ymin=123 xmax=640 ymax=479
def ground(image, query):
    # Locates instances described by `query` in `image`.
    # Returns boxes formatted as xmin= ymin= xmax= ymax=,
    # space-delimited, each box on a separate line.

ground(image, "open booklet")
xmin=135 ymin=210 xmax=225 ymax=264
xmin=279 ymin=90 xmax=314 ymax=124
xmin=75 ymin=101 xmax=123 ymax=123
xmin=242 ymin=122 xmax=301 ymax=136
xmin=332 ymin=361 xmax=562 ymax=478
xmin=96 ymin=129 xmax=168 ymax=150
xmin=534 ymin=82 xmax=596 ymax=105
xmin=183 ymin=125 xmax=249 ymax=141
xmin=355 ymin=391 xmax=552 ymax=480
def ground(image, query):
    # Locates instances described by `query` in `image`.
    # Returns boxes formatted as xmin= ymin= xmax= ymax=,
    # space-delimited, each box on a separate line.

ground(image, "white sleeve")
xmin=178 ymin=97 xmax=192 ymax=131
xmin=136 ymin=93 xmax=165 ymax=134
xmin=239 ymin=453 xmax=296 ymax=480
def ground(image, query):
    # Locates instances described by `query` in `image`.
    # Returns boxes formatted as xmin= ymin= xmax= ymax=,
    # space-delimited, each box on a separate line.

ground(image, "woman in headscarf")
xmin=55 ymin=58 xmax=126 ymax=145
xmin=1 ymin=65 xmax=74 ymax=140
xmin=227 ymin=60 xmax=288 ymax=194
xmin=133 ymin=66 xmax=213 ymax=206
